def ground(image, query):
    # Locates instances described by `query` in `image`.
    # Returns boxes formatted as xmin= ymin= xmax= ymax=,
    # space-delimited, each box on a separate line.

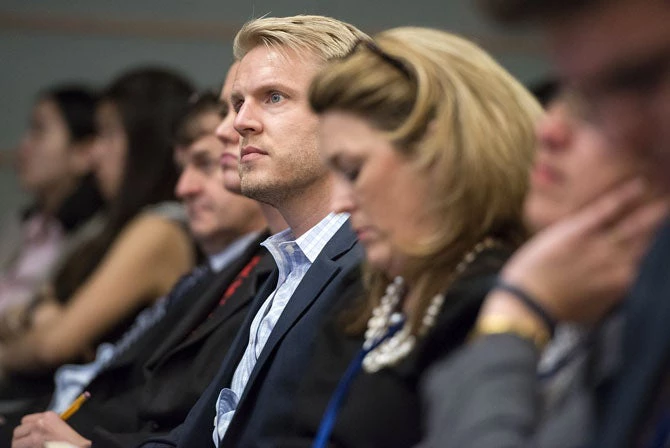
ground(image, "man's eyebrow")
xmin=232 ymin=80 xmax=299 ymax=98
xmin=190 ymin=147 xmax=214 ymax=162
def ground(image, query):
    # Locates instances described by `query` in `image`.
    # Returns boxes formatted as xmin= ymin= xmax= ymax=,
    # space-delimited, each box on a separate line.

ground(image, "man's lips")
xmin=531 ymin=161 xmax=564 ymax=188
xmin=220 ymin=152 xmax=238 ymax=169
xmin=240 ymin=146 xmax=268 ymax=162
xmin=353 ymin=226 xmax=376 ymax=242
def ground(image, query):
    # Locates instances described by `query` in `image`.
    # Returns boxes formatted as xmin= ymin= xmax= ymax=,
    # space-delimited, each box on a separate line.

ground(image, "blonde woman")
xmin=280 ymin=27 xmax=543 ymax=447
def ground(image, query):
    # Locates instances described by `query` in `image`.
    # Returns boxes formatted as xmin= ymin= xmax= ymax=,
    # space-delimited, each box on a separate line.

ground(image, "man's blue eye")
xmin=270 ymin=93 xmax=283 ymax=103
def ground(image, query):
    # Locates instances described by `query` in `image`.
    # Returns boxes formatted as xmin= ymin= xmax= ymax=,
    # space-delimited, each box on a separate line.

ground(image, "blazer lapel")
xmin=237 ymin=222 xmax=359 ymax=405
xmin=163 ymin=252 xmax=275 ymax=361
xmin=142 ymin=235 xmax=268 ymax=371
xmin=174 ymin=268 xmax=281 ymax=447
xmin=142 ymin=270 xmax=237 ymax=372
xmin=100 ymin=270 xmax=217 ymax=373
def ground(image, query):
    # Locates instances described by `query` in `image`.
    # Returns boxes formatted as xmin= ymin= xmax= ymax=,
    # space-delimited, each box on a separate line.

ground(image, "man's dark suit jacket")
xmin=139 ymin=220 xmax=364 ymax=448
xmin=594 ymin=218 xmax=670 ymax=447
xmin=65 ymin=233 xmax=275 ymax=448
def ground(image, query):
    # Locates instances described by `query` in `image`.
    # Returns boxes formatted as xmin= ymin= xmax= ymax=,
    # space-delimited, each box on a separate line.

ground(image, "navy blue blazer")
xmin=594 ymin=218 xmax=670 ymax=447
xmin=139 ymin=220 xmax=363 ymax=448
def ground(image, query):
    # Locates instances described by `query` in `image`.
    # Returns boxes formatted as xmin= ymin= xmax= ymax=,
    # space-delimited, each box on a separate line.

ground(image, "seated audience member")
xmin=416 ymin=84 xmax=669 ymax=447
xmin=279 ymin=27 xmax=541 ymax=447
xmin=0 ymin=68 xmax=196 ymax=383
xmin=0 ymin=85 xmax=104 ymax=323
xmin=136 ymin=15 xmax=367 ymax=448
xmin=10 ymin=67 xmax=283 ymax=448
xmin=477 ymin=2 xmax=670 ymax=447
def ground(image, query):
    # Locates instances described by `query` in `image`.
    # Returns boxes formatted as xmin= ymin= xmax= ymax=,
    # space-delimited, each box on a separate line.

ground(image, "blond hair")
xmin=233 ymin=15 xmax=368 ymax=64
xmin=310 ymin=27 xmax=543 ymax=334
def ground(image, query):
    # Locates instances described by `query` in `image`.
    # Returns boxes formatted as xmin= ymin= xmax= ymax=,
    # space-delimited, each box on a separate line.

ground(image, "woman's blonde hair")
xmin=310 ymin=27 xmax=543 ymax=333
xmin=233 ymin=15 xmax=368 ymax=64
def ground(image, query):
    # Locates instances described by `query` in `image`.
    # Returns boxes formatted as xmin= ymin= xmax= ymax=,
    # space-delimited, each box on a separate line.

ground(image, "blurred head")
xmin=175 ymin=92 xmax=265 ymax=254
xmin=311 ymin=27 xmax=541 ymax=283
xmin=479 ymin=0 xmax=670 ymax=191
xmin=52 ymin=68 xmax=195 ymax=302
xmin=95 ymin=67 xmax=194 ymax=216
xmin=216 ymin=62 xmax=242 ymax=194
xmin=18 ymin=86 xmax=98 ymax=210
xmin=525 ymin=91 xmax=648 ymax=232
xmin=230 ymin=15 xmax=366 ymax=210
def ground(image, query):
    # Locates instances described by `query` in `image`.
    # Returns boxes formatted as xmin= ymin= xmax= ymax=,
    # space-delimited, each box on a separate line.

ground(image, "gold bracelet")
xmin=470 ymin=315 xmax=551 ymax=350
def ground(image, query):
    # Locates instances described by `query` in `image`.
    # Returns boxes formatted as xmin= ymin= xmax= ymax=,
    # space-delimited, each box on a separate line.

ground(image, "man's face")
xmin=231 ymin=45 xmax=330 ymax=207
xmin=175 ymin=112 xmax=262 ymax=254
xmin=217 ymin=62 xmax=242 ymax=194
xmin=524 ymin=96 xmax=645 ymax=232
xmin=547 ymin=0 xmax=670 ymax=188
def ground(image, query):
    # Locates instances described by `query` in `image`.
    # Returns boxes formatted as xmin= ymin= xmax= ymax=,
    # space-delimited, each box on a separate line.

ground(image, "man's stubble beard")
xmin=239 ymin=159 xmax=330 ymax=209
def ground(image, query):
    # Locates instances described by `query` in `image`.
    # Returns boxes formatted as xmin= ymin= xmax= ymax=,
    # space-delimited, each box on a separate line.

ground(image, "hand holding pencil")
xmin=60 ymin=391 xmax=91 ymax=421
xmin=11 ymin=401 xmax=93 ymax=447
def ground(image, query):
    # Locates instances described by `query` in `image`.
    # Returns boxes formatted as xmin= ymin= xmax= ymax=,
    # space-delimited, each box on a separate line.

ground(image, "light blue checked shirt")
xmin=48 ymin=233 xmax=260 ymax=414
xmin=212 ymin=212 xmax=348 ymax=447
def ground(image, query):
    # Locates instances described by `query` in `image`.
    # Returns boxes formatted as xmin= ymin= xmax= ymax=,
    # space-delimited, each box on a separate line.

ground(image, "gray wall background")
xmin=0 ymin=0 xmax=549 ymax=212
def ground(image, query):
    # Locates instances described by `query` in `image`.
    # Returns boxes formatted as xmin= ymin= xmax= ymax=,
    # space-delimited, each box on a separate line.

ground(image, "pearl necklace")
xmin=362 ymin=237 xmax=498 ymax=373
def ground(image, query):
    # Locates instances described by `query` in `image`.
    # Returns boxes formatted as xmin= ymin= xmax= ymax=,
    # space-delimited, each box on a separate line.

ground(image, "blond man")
xmin=139 ymin=15 xmax=367 ymax=448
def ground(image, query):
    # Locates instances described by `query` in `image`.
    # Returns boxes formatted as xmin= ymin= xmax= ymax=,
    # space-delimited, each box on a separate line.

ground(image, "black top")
xmin=276 ymin=246 xmax=512 ymax=448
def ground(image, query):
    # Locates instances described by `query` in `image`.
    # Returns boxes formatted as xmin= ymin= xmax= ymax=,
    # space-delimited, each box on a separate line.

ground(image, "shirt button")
xmin=286 ymin=245 xmax=295 ymax=255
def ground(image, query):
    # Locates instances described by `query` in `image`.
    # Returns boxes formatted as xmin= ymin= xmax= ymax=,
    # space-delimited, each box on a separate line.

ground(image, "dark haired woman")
xmin=0 ymin=85 xmax=104 ymax=331
xmin=0 ymin=68 xmax=196 ymax=376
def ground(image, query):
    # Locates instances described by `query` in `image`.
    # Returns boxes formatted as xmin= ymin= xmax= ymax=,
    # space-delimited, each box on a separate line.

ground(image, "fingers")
xmin=617 ymin=199 xmax=670 ymax=249
xmin=573 ymin=177 xmax=647 ymax=234
xmin=13 ymin=412 xmax=58 ymax=444
xmin=20 ymin=413 xmax=45 ymax=425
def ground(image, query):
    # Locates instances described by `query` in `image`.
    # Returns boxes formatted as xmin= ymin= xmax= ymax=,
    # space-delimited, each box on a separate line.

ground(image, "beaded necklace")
xmin=362 ymin=237 xmax=498 ymax=373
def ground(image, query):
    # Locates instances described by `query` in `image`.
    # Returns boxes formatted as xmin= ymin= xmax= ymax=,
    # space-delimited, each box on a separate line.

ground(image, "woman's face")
xmin=524 ymin=96 xmax=647 ymax=232
xmin=17 ymin=99 xmax=79 ymax=197
xmin=94 ymin=101 xmax=128 ymax=201
xmin=319 ymin=111 xmax=438 ymax=277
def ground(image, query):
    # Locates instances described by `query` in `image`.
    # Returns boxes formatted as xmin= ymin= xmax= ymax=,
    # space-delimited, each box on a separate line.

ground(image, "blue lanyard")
xmin=312 ymin=319 xmax=405 ymax=448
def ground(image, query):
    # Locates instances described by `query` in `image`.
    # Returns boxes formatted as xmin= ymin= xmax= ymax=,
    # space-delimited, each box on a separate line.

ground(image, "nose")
xmin=175 ymin=165 xmax=202 ymax=199
xmin=535 ymin=101 xmax=573 ymax=153
xmin=233 ymin=101 xmax=262 ymax=137
xmin=216 ymin=109 xmax=240 ymax=150
xmin=330 ymin=176 xmax=357 ymax=214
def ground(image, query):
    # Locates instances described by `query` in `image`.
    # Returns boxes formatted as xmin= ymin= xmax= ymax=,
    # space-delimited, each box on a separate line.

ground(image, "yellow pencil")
xmin=59 ymin=391 xmax=91 ymax=421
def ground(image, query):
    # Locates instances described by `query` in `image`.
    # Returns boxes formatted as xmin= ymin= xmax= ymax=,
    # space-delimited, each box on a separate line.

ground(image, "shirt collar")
xmin=295 ymin=212 xmax=349 ymax=263
xmin=261 ymin=212 xmax=349 ymax=263
xmin=208 ymin=231 xmax=262 ymax=272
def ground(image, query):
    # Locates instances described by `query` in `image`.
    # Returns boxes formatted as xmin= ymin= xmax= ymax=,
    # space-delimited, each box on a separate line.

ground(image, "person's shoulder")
xmin=142 ymin=201 xmax=187 ymax=226
xmin=124 ymin=212 xmax=187 ymax=241
xmin=114 ymin=209 xmax=189 ymax=257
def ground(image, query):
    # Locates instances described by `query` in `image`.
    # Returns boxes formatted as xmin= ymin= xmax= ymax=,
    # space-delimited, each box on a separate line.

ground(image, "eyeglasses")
xmin=354 ymin=39 xmax=413 ymax=80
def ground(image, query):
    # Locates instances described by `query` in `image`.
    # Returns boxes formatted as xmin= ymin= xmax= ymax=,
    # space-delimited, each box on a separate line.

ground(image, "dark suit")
xmin=139 ymin=220 xmax=363 ymax=448
xmin=275 ymin=247 xmax=511 ymax=448
xmin=594 ymin=218 xmax=670 ymax=447
xmin=64 ymin=233 xmax=275 ymax=447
